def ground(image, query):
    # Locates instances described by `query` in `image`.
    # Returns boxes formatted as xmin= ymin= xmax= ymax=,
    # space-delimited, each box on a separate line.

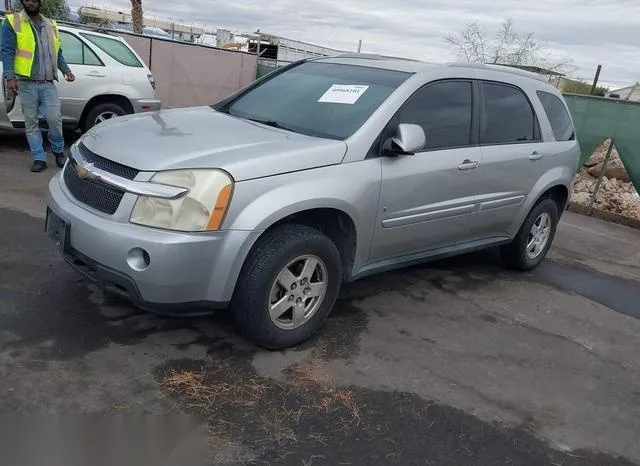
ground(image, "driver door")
xmin=369 ymin=79 xmax=482 ymax=262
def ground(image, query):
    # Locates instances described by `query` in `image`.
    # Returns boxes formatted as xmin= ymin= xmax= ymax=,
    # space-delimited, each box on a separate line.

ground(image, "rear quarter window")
xmin=80 ymin=33 xmax=143 ymax=68
xmin=536 ymin=91 xmax=575 ymax=141
xmin=480 ymin=82 xmax=540 ymax=145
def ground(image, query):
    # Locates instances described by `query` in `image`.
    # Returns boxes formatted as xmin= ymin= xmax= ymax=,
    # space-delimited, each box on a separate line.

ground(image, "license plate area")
xmin=45 ymin=207 xmax=70 ymax=252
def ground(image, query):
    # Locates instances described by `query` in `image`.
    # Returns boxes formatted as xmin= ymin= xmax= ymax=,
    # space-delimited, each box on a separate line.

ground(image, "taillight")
xmin=147 ymin=74 xmax=156 ymax=90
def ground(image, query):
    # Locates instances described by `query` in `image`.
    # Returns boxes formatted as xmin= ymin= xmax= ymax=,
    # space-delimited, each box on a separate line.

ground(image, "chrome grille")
xmin=77 ymin=143 xmax=139 ymax=180
xmin=63 ymin=162 xmax=125 ymax=215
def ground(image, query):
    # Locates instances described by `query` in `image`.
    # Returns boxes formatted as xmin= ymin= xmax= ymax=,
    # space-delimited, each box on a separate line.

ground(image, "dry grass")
xmin=337 ymin=390 xmax=362 ymax=426
xmin=286 ymin=357 xmax=333 ymax=387
xmin=313 ymin=393 xmax=336 ymax=414
xmin=163 ymin=364 xmax=269 ymax=411
xmin=306 ymin=433 xmax=328 ymax=447
xmin=162 ymin=353 xmax=368 ymax=456
xmin=302 ymin=454 xmax=326 ymax=465
xmin=163 ymin=369 xmax=223 ymax=410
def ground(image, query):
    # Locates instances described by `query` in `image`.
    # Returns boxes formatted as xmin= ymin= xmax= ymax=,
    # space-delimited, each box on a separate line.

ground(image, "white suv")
xmin=0 ymin=19 xmax=160 ymax=133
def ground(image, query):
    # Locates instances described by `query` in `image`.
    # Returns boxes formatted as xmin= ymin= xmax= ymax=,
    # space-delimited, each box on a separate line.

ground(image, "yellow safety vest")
xmin=5 ymin=12 xmax=62 ymax=78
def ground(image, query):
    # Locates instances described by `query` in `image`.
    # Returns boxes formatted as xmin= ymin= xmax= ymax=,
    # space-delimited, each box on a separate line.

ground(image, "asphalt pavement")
xmin=1 ymin=132 xmax=640 ymax=465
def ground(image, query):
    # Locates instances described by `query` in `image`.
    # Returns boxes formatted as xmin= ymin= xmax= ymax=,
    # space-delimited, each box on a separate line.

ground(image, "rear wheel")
xmin=82 ymin=102 xmax=128 ymax=133
xmin=230 ymin=224 xmax=342 ymax=350
xmin=500 ymin=198 xmax=559 ymax=271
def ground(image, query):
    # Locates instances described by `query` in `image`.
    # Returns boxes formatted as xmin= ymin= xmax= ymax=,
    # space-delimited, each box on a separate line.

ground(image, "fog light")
xmin=127 ymin=248 xmax=151 ymax=271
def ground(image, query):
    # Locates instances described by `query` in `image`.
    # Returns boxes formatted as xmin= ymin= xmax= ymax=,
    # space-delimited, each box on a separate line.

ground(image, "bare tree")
xmin=446 ymin=18 xmax=572 ymax=73
xmin=130 ymin=0 xmax=143 ymax=34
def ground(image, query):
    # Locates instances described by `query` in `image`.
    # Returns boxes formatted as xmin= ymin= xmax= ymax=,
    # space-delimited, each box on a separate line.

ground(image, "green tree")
xmin=561 ymin=79 xmax=609 ymax=97
xmin=11 ymin=0 xmax=70 ymax=20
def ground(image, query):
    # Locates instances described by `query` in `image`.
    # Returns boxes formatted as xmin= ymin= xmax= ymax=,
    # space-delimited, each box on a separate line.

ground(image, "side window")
xmin=60 ymin=31 xmax=102 ymax=66
xmin=80 ymin=34 xmax=143 ymax=68
xmin=481 ymin=82 xmax=538 ymax=145
xmin=536 ymin=90 xmax=575 ymax=141
xmin=397 ymin=81 xmax=473 ymax=150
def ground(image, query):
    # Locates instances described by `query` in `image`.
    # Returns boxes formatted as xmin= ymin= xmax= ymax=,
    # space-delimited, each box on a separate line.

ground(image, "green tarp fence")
xmin=563 ymin=93 xmax=640 ymax=194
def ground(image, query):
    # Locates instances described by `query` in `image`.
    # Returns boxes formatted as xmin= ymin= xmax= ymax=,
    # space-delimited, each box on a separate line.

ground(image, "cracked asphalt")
xmin=1 ymin=132 xmax=640 ymax=465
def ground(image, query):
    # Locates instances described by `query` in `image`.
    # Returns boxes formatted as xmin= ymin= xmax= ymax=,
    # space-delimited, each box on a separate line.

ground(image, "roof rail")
xmin=333 ymin=53 xmax=385 ymax=59
xmin=56 ymin=20 xmax=114 ymax=35
xmin=447 ymin=62 xmax=548 ymax=82
xmin=332 ymin=52 xmax=422 ymax=62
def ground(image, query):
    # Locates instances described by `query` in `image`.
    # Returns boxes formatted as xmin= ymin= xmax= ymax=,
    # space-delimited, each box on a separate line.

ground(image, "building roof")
xmin=609 ymin=82 xmax=639 ymax=93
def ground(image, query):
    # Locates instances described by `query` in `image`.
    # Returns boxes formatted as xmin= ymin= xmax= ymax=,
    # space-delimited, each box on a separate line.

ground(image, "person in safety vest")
xmin=1 ymin=0 xmax=75 ymax=172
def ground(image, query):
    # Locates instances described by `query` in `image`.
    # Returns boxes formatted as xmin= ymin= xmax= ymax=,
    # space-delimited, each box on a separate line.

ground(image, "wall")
xmin=275 ymin=37 xmax=345 ymax=62
xmin=113 ymin=32 xmax=258 ymax=109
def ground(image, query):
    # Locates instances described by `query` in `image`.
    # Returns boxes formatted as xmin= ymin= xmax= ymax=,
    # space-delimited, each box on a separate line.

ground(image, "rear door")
xmin=369 ymin=79 xmax=482 ymax=262
xmin=467 ymin=80 xmax=552 ymax=240
xmin=56 ymin=30 xmax=107 ymax=124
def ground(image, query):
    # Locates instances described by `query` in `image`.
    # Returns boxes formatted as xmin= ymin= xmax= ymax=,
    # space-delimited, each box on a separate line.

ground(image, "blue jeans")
xmin=17 ymin=81 xmax=64 ymax=162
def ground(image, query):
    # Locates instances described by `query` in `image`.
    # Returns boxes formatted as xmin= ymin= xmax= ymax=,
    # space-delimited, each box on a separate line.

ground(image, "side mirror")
xmin=383 ymin=123 xmax=426 ymax=156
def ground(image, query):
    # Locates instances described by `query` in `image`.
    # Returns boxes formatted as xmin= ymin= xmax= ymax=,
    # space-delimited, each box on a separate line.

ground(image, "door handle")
xmin=529 ymin=151 xmax=544 ymax=161
xmin=85 ymin=72 xmax=106 ymax=78
xmin=458 ymin=159 xmax=479 ymax=171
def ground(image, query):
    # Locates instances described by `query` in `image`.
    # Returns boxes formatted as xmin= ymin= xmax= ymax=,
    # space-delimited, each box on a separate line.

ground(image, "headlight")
xmin=130 ymin=169 xmax=233 ymax=232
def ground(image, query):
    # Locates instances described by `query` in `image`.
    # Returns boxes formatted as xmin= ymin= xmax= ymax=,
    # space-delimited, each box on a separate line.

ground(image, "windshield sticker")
xmin=318 ymin=84 xmax=370 ymax=104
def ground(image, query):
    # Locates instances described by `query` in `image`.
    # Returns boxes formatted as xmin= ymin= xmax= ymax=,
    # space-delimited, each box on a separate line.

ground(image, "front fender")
xmin=224 ymin=160 xmax=383 ymax=272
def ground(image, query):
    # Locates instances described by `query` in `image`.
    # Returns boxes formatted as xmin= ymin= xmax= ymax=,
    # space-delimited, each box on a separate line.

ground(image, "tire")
xmin=230 ymin=224 xmax=342 ymax=350
xmin=500 ymin=198 xmax=559 ymax=271
xmin=82 ymin=102 xmax=128 ymax=133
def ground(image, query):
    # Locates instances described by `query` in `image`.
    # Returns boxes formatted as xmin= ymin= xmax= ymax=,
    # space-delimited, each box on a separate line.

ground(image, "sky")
xmin=75 ymin=0 xmax=640 ymax=90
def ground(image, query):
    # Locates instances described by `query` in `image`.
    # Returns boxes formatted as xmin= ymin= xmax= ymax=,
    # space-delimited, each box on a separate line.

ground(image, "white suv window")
xmin=80 ymin=33 xmax=143 ymax=68
xmin=60 ymin=31 xmax=102 ymax=66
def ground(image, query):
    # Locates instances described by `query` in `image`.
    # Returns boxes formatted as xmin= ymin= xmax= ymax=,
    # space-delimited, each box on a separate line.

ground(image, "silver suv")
xmin=45 ymin=54 xmax=580 ymax=349
xmin=1 ymin=20 xmax=160 ymax=132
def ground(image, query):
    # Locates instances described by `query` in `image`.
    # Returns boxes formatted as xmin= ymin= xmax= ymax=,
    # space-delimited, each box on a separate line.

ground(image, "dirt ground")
xmin=1 ymin=132 xmax=640 ymax=465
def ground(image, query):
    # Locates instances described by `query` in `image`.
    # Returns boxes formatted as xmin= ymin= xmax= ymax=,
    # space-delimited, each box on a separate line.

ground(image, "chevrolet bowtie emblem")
xmin=75 ymin=161 xmax=95 ymax=180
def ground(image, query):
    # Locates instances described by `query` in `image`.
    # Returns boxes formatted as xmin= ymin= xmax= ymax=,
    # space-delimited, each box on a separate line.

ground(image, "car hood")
xmin=80 ymin=106 xmax=347 ymax=181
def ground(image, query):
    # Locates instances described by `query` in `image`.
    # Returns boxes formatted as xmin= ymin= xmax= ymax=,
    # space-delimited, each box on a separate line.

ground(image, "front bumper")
xmin=46 ymin=172 xmax=260 ymax=314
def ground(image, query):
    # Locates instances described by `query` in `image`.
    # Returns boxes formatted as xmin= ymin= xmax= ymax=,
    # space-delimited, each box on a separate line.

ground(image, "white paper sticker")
xmin=318 ymin=84 xmax=369 ymax=104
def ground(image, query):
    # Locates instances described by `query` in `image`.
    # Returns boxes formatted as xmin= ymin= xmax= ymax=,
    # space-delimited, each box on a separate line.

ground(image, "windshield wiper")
xmin=247 ymin=118 xmax=298 ymax=133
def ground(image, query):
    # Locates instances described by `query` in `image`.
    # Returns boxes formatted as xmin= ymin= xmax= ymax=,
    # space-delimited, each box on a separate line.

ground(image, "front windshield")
xmin=219 ymin=61 xmax=412 ymax=140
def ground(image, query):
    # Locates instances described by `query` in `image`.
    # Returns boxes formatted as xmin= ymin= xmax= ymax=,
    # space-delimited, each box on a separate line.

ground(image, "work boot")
xmin=54 ymin=152 xmax=66 ymax=168
xmin=31 ymin=160 xmax=47 ymax=172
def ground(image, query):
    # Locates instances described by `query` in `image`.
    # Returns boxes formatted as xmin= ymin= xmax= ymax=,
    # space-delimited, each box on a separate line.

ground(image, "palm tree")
xmin=130 ymin=0 xmax=143 ymax=34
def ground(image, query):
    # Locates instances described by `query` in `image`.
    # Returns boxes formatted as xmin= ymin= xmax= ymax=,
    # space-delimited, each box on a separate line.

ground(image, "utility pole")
xmin=357 ymin=40 xmax=362 ymax=53
xmin=590 ymin=65 xmax=602 ymax=95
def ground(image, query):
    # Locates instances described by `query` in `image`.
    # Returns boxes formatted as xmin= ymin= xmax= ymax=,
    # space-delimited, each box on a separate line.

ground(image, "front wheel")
xmin=500 ymin=198 xmax=559 ymax=271
xmin=230 ymin=224 xmax=342 ymax=350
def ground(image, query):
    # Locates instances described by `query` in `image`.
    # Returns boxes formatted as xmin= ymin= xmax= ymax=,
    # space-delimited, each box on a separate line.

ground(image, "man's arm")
xmin=1 ymin=19 xmax=17 ymax=80
xmin=57 ymin=48 xmax=71 ymax=75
